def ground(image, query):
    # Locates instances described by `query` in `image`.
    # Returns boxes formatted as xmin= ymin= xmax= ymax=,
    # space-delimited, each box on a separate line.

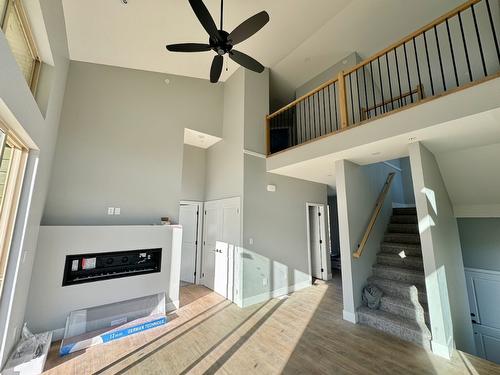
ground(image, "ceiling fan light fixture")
xmin=166 ymin=0 xmax=269 ymax=83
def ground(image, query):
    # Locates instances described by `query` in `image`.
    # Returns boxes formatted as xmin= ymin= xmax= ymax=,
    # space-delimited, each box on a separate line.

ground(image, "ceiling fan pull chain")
xmin=225 ymin=56 xmax=229 ymax=72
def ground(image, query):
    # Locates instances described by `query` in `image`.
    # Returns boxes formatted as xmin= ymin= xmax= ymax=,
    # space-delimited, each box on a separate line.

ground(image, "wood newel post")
xmin=337 ymin=71 xmax=349 ymax=129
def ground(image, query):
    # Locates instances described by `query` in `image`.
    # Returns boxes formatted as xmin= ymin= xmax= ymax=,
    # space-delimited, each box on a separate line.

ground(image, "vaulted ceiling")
xmin=62 ymin=0 xmax=463 ymax=96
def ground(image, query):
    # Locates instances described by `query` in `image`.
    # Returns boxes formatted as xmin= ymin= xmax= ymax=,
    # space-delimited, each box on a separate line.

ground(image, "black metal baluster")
xmin=412 ymin=37 xmax=423 ymax=96
xmin=403 ymin=42 xmax=413 ymax=103
xmin=312 ymin=94 xmax=317 ymax=138
xmin=333 ymin=82 xmax=339 ymax=130
xmin=369 ymin=61 xmax=377 ymax=115
xmin=322 ymin=89 xmax=328 ymax=134
xmin=349 ymin=73 xmax=355 ymax=123
xmin=485 ymin=0 xmax=500 ymax=64
xmin=458 ymin=11 xmax=473 ymax=82
xmin=385 ymin=53 xmax=394 ymax=110
xmin=327 ymin=85 xmax=333 ymax=133
xmin=307 ymin=96 xmax=311 ymax=141
xmin=471 ymin=3 xmax=487 ymax=77
xmin=446 ymin=18 xmax=460 ymax=87
xmin=423 ymin=31 xmax=435 ymax=96
xmin=362 ymin=65 xmax=369 ymax=119
xmin=394 ymin=48 xmax=403 ymax=107
xmin=377 ymin=58 xmax=385 ymax=113
xmin=355 ymin=68 xmax=362 ymax=121
xmin=302 ymin=101 xmax=306 ymax=142
xmin=314 ymin=93 xmax=320 ymax=136
xmin=434 ymin=25 xmax=446 ymax=92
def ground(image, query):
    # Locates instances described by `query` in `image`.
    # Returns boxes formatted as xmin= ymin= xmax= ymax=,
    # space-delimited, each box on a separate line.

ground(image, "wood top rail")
xmin=353 ymin=172 xmax=395 ymax=259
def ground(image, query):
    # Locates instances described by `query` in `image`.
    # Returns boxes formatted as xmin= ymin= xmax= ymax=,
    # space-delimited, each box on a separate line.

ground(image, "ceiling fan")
xmin=166 ymin=0 xmax=269 ymax=83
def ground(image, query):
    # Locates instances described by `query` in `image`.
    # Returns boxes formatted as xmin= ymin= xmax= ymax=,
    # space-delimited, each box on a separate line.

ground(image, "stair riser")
xmin=373 ymin=267 xmax=425 ymax=285
xmin=391 ymin=215 xmax=418 ymax=224
xmin=368 ymin=278 xmax=427 ymax=305
xmin=377 ymin=255 xmax=424 ymax=271
xmin=380 ymin=244 xmax=422 ymax=257
xmin=387 ymin=224 xmax=419 ymax=234
xmin=393 ymin=208 xmax=417 ymax=216
xmin=379 ymin=298 xmax=429 ymax=324
xmin=384 ymin=233 xmax=421 ymax=244
xmin=358 ymin=312 xmax=431 ymax=350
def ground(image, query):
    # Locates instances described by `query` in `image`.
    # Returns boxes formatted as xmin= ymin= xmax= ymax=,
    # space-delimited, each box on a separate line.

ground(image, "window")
xmin=1 ymin=0 xmax=40 ymax=92
xmin=0 ymin=122 xmax=28 ymax=297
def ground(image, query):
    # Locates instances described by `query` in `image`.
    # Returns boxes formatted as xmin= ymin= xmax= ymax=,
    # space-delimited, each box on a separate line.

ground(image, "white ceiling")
xmin=62 ymin=0 xmax=352 ymax=82
xmin=62 ymin=0 xmax=462 ymax=89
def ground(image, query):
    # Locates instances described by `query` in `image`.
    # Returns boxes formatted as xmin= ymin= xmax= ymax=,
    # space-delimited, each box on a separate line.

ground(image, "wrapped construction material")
xmin=2 ymin=324 xmax=52 ymax=375
xmin=60 ymin=292 xmax=167 ymax=356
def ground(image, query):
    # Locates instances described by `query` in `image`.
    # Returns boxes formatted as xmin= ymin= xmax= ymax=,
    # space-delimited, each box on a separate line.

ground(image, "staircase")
xmin=357 ymin=207 xmax=432 ymax=350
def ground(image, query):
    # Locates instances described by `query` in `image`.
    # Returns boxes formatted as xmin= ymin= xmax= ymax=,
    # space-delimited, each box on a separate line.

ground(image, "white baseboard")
xmin=166 ymin=300 xmax=179 ymax=311
xmin=241 ymin=279 xmax=312 ymax=308
xmin=343 ymin=310 xmax=357 ymax=323
xmin=431 ymin=337 xmax=453 ymax=359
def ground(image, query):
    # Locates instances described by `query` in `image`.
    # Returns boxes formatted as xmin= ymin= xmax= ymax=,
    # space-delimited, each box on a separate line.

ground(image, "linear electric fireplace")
xmin=62 ymin=248 xmax=162 ymax=286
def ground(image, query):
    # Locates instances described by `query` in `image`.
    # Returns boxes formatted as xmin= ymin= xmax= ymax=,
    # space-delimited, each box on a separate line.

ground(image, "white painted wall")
xmin=336 ymin=159 xmax=395 ymax=322
xmin=42 ymin=61 xmax=223 ymax=226
xmin=0 ymin=0 xmax=69 ymax=365
xmin=25 ymin=225 xmax=181 ymax=338
xmin=409 ymin=142 xmax=474 ymax=357
xmin=181 ymin=145 xmax=206 ymax=202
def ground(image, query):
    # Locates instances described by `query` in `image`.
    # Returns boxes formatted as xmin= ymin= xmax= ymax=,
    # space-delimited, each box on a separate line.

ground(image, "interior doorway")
xmin=201 ymin=197 xmax=241 ymax=303
xmin=306 ymin=203 xmax=328 ymax=281
xmin=178 ymin=201 xmax=203 ymax=284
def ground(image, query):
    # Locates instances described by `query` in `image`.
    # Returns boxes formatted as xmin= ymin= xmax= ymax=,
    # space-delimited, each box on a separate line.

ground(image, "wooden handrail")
xmin=353 ymin=173 xmax=395 ymax=259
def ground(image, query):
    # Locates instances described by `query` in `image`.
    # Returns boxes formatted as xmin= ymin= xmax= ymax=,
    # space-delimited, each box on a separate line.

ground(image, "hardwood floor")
xmin=44 ymin=276 xmax=500 ymax=374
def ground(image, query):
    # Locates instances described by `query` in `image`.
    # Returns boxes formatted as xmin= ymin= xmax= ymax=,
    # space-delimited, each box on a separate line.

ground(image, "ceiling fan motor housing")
xmin=210 ymin=30 xmax=233 ymax=56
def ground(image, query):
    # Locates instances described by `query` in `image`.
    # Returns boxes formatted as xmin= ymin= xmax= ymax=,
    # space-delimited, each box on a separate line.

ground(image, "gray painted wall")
xmin=204 ymin=68 xmax=244 ymax=201
xmin=336 ymin=159 xmax=396 ymax=319
xmin=242 ymin=154 xmax=328 ymax=305
xmin=458 ymin=218 xmax=500 ymax=272
xmin=42 ymin=61 xmax=223 ymax=225
xmin=181 ymin=145 xmax=206 ymax=202
xmin=409 ymin=142 xmax=474 ymax=356
xmin=0 ymin=0 xmax=69 ymax=364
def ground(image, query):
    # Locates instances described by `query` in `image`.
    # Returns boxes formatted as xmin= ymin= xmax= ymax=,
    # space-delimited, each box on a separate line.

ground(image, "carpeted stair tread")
xmin=357 ymin=306 xmax=431 ymax=348
xmin=368 ymin=276 xmax=427 ymax=304
xmin=387 ymin=223 xmax=419 ymax=234
xmin=393 ymin=207 xmax=417 ymax=216
xmin=376 ymin=253 xmax=423 ymax=270
xmin=380 ymin=242 xmax=422 ymax=257
xmin=391 ymin=215 xmax=418 ymax=224
xmin=379 ymin=295 xmax=430 ymax=324
xmin=384 ymin=232 xmax=421 ymax=244
xmin=373 ymin=264 xmax=425 ymax=285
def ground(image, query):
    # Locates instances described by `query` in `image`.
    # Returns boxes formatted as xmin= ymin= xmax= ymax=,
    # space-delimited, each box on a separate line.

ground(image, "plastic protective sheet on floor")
xmin=60 ymin=292 xmax=167 ymax=356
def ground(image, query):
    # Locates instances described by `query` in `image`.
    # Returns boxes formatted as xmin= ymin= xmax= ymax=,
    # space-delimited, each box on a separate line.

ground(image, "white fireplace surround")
xmin=25 ymin=225 xmax=182 ymax=340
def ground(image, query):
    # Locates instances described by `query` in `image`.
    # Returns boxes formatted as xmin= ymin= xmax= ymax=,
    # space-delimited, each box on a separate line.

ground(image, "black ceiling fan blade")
xmin=166 ymin=43 xmax=211 ymax=52
xmin=229 ymin=50 xmax=264 ymax=73
xmin=228 ymin=11 xmax=270 ymax=46
xmin=188 ymin=0 xmax=221 ymax=42
xmin=210 ymin=55 xmax=223 ymax=83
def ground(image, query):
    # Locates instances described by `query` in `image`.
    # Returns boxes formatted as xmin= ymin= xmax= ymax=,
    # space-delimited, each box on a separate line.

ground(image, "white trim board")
xmin=454 ymin=204 xmax=500 ymax=218
xmin=243 ymin=149 xmax=266 ymax=159
xmin=240 ymin=279 xmax=312 ymax=308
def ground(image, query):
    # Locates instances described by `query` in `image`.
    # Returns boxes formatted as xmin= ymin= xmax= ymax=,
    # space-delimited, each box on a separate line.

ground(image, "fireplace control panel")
xmin=62 ymin=248 xmax=162 ymax=286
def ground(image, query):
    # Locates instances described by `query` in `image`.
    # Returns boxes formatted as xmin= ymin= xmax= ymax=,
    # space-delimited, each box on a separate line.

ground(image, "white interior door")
xmin=201 ymin=197 xmax=240 ymax=301
xmin=179 ymin=203 xmax=199 ymax=283
xmin=309 ymin=205 xmax=323 ymax=279
xmin=202 ymin=202 xmax=219 ymax=291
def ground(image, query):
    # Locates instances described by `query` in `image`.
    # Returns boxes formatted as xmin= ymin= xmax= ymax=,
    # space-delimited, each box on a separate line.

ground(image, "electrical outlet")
xmin=107 ymin=207 xmax=114 ymax=215
xmin=262 ymin=277 xmax=268 ymax=287
xmin=114 ymin=207 xmax=121 ymax=215
xmin=249 ymin=238 xmax=253 ymax=245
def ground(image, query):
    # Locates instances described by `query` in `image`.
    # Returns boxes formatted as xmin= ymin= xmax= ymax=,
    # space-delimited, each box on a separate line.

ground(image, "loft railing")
xmin=266 ymin=0 xmax=500 ymax=155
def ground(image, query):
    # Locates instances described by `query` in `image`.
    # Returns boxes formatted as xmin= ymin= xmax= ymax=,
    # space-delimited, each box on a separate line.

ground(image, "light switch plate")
xmin=107 ymin=207 xmax=114 ymax=215
xmin=114 ymin=207 xmax=121 ymax=215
